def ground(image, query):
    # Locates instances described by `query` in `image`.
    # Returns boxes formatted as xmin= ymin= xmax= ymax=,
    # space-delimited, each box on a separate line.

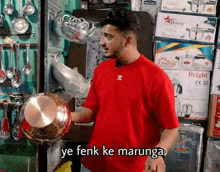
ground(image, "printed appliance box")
xmin=164 ymin=70 xmax=210 ymax=120
xmin=165 ymin=124 xmax=204 ymax=172
xmin=155 ymin=12 xmax=217 ymax=44
xmin=203 ymin=138 xmax=220 ymax=172
xmin=211 ymin=49 xmax=220 ymax=95
xmin=140 ymin=0 xmax=162 ymax=20
xmin=154 ymin=41 xmax=214 ymax=71
xmin=161 ymin=0 xmax=217 ymax=16
xmin=207 ymin=95 xmax=220 ymax=138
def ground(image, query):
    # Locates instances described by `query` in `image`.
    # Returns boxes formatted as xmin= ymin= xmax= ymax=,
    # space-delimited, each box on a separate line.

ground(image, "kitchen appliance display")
xmin=155 ymin=12 xmax=217 ymax=44
xmin=154 ymin=41 xmax=214 ymax=71
xmin=165 ymin=124 xmax=204 ymax=172
xmin=165 ymin=70 xmax=210 ymax=120
xmin=211 ymin=49 xmax=220 ymax=95
xmin=161 ymin=0 xmax=217 ymax=15
xmin=186 ymin=24 xmax=214 ymax=41
xmin=182 ymin=104 xmax=193 ymax=117
xmin=172 ymin=78 xmax=183 ymax=97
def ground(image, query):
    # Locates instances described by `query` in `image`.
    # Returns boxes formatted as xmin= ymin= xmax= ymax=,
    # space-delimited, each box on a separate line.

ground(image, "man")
xmin=71 ymin=8 xmax=179 ymax=172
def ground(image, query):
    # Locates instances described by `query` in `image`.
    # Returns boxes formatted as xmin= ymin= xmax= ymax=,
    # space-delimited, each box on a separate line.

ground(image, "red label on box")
xmin=213 ymin=97 xmax=220 ymax=137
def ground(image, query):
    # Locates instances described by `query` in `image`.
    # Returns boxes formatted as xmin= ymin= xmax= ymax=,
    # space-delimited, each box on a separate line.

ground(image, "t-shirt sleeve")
xmin=83 ymin=68 xmax=99 ymax=114
xmin=151 ymin=72 xmax=180 ymax=129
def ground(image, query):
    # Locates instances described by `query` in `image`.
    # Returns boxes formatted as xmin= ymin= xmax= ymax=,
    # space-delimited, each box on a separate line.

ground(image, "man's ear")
xmin=124 ymin=35 xmax=133 ymax=47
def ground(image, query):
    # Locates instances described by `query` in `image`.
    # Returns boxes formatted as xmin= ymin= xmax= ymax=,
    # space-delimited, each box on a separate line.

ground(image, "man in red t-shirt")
xmin=71 ymin=8 xmax=179 ymax=172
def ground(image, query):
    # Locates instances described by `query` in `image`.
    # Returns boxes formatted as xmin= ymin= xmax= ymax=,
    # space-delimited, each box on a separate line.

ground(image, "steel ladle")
xmin=6 ymin=43 xmax=15 ymax=79
xmin=23 ymin=0 xmax=35 ymax=16
xmin=11 ymin=42 xmax=22 ymax=88
xmin=0 ymin=44 xmax=7 ymax=83
xmin=0 ymin=2 xmax=4 ymax=27
xmin=3 ymin=0 xmax=14 ymax=15
xmin=11 ymin=0 xmax=29 ymax=34
xmin=12 ymin=101 xmax=23 ymax=141
xmin=22 ymin=43 xmax=32 ymax=75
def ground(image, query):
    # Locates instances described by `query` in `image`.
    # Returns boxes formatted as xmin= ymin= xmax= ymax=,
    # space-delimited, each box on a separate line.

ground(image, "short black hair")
xmin=100 ymin=8 xmax=140 ymax=38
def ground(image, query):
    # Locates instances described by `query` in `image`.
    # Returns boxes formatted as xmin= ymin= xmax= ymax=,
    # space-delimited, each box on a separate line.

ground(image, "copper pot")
xmin=19 ymin=93 xmax=71 ymax=144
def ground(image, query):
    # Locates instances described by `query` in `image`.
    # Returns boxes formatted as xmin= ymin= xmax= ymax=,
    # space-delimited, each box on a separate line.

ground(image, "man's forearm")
xmin=155 ymin=127 xmax=179 ymax=152
xmin=71 ymin=108 xmax=95 ymax=123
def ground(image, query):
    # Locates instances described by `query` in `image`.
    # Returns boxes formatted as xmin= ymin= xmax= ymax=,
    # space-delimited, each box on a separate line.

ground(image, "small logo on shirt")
xmin=117 ymin=75 xmax=123 ymax=81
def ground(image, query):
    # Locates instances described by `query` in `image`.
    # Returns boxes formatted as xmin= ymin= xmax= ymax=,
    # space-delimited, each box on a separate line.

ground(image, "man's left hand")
xmin=144 ymin=156 xmax=165 ymax=172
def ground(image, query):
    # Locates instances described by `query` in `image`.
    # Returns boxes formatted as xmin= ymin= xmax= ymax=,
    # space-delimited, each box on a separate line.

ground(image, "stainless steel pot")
xmin=175 ymin=53 xmax=205 ymax=70
xmin=19 ymin=93 xmax=71 ymax=144
xmin=187 ymin=0 xmax=216 ymax=13
xmin=186 ymin=24 xmax=214 ymax=40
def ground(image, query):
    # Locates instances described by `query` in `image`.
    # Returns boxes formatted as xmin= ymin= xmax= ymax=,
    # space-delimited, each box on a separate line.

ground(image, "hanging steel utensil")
xmin=0 ymin=2 xmax=4 ymax=27
xmin=3 ymin=0 xmax=14 ymax=15
xmin=11 ymin=42 xmax=22 ymax=88
xmin=22 ymin=43 xmax=32 ymax=75
xmin=12 ymin=101 xmax=23 ymax=140
xmin=0 ymin=44 xmax=7 ymax=83
xmin=1 ymin=100 xmax=10 ymax=140
xmin=6 ymin=43 xmax=15 ymax=79
xmin=11 ymin=0 xmax=29 ymax=34
xmin=23 ymin=0 xmax=35 ymax=16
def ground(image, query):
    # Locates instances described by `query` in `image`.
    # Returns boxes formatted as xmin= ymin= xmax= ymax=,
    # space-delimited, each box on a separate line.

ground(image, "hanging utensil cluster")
xmin=0 ymin=99 xmax=23 ymax=141
xmin=1 ymin=0 xmax=35 ymax=34
xmin=0 ymin=42 xmax=36 ymax=88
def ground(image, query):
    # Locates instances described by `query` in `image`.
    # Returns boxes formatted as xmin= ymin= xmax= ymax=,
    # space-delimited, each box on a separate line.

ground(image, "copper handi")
xmin=19 ymin=93 xmax=71 ymax=144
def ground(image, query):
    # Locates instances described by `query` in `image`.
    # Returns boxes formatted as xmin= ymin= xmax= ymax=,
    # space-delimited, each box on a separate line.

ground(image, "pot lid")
xmin=190 ymin=26 xmax=204 ymax=32
xmin=190 ymin=0 xmax=206 ymax=5
xmin=23 ymin=95 xmax=58 ymax=128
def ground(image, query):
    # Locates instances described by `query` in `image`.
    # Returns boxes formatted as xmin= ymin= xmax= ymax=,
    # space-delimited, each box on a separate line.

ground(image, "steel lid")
xmin=191 ymin=0 xmax=206 ymax=5
xmin=23 ymin=95 xmax=58 ymax=128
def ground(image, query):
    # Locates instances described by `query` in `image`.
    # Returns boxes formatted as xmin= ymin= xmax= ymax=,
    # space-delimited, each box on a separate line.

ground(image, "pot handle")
xmin=205 ymin=28 xmax=214 ymax=33
xmin=175 ymin=56 xmax=180 ymax=60
xmin=194 ymin=54 xmax=205 ymax=59
xmin=186 ymin=28 xmax=190 ymax=32
xmin=187 ymin=1 xmax=192 ymax=4
xmin=178 ymin=84 xmax=183 ymax=94
xmin=206 ymin=1 xmax=216 ymax=5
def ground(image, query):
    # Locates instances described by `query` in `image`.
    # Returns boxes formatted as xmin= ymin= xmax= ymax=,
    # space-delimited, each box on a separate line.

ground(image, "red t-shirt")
xmin=82 ymin=54 xmax=180 ymax=172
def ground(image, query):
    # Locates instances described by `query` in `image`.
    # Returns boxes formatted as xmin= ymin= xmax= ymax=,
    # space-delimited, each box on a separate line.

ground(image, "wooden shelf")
xmin=2 ymin=43 xmax=38 ymax=47
xmin=0 ymin=102 xmax=16 ymax=106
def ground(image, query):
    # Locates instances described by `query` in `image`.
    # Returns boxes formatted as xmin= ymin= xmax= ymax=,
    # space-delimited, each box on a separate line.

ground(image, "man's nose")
xmin=99 ymin=36 xmax=105 ymax=46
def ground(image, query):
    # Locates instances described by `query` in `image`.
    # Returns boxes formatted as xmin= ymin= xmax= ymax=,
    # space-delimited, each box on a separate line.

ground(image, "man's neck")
xmin=116 ymin=49 xmax=140 ymax=65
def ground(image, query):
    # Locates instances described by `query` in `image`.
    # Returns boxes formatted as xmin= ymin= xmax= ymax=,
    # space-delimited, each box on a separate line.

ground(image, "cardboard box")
xmin=154 ymin=41 xmax=214 ymax=71
xmin=211 ymin=49 xmax=220 ymax=95
xmin=164 ymin=70 xmax=210 ymax=120
xmin=155 ymin=12 xmax=217 ymax=44
xmin=161 ymin=0 xmax=217 ymax=16
xmin=207 ymin=95 xmax=220 ymax=138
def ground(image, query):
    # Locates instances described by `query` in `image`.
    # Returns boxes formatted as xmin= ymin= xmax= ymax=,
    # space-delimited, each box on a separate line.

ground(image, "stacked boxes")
xmin=151 ymin=0 xmax=218 ymax=171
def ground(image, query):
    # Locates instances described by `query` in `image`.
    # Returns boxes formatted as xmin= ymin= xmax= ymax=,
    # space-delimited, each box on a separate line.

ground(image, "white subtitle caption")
xmin=61 ymin=145 xmax=166 ymax=159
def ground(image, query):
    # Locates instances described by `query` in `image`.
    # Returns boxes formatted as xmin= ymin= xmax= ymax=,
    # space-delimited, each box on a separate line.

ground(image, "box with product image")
xmin=155 ymin=12 xmax=217 ymax=44
xmin=207 ymin=95 xmax=220 ymax=138
xmin=154 ymin=41 xmax=214 ymax=71
xmin=211 ymin=49 xmax=220 ymax=95
xmin=161 ymin=0 xmax=217 ymax=16
xmin=164 ymin=70 xmax=210 ymax=120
